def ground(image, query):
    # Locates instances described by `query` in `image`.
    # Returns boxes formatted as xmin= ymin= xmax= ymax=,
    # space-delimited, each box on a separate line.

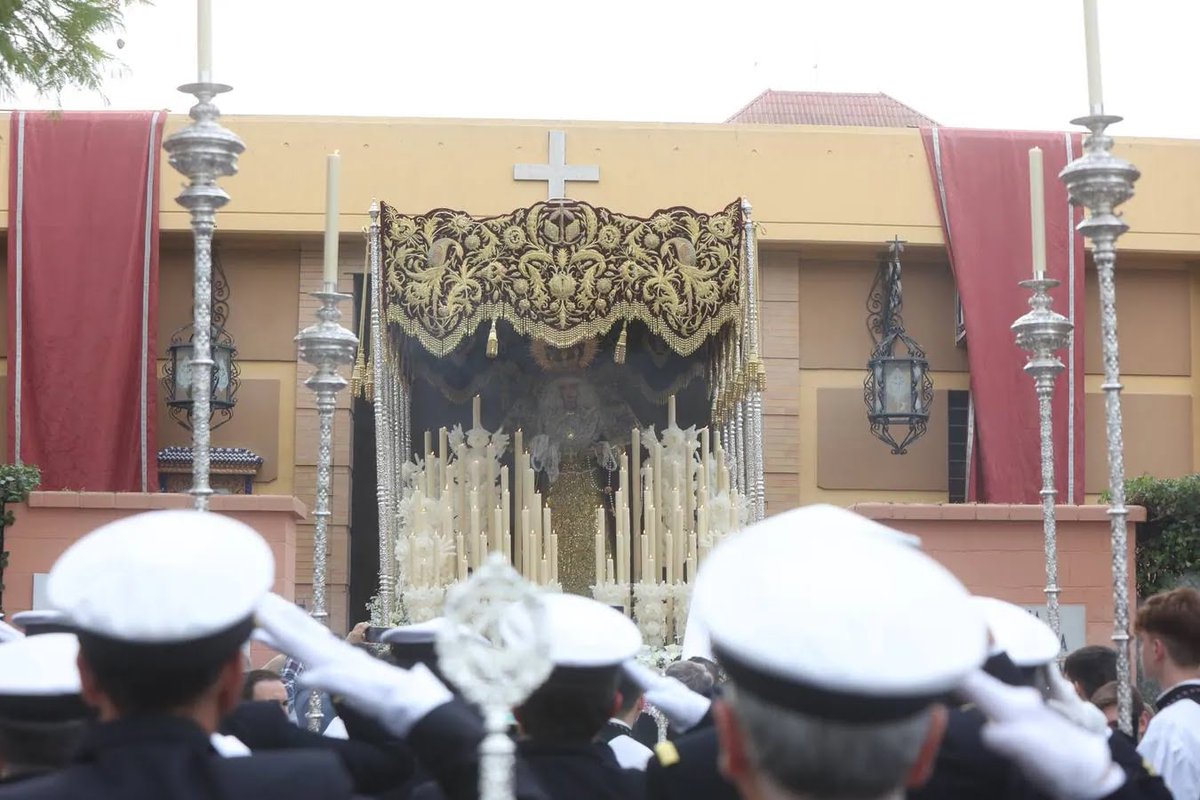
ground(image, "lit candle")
xmin=1083 ymin=0 xmax=1103 ymax=115
xmin=438 ymin=428 xmax=448 ymax=494
xmin=197 ymin=0 xmax=213 ymax=83
xmin=606 ymin=557 xmax=615 ymax=583
xmin=1029 ymin=147 xmax=1047 ymax=279
xmin=631 ymin=427 xmax=642 ymax=545
xmin=472 ymin=395 xmax=482 ymax=430
xmin=323 ymin=152 xmax=340 ymax=290
xmin=594 ymin=525 xmax=604 ymax=586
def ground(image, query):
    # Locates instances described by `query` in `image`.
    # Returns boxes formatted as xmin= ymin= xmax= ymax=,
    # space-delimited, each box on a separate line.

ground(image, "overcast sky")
xmin=6 ymin=0 xmax=1191 ymax=139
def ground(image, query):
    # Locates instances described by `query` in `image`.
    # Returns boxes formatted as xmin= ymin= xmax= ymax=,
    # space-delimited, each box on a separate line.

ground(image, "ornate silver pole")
xmin=296 ymin=291 xmax=359 ymax=730
xmin=1060 ymin=114 xmax=1140 ymax=736
xmin=740 ymin=198 xmax=766 ymax=522
xmin=163 ymin=83 xmax=244 ymax=511
xmin=1012 ymin=278 xmax=1074 ymax=647
xmin=367 ymin=201 xmax=395 ymax=627
xmin=437 ymin=555 xmax=553 ymax=800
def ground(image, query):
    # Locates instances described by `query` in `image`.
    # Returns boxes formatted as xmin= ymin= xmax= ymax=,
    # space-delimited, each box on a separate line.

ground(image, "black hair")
xmin=78 ymin=618 xmax=251 ymax=715
xmin=1063 ymin=645 xmax=1117 ymax=699
xmin=241 ymin=669 xmax=283 ymax=701
xmin=516 ymin=666 xmax=619 ymax=742
xmin=615 ymin=673 xmax=643 ymax=716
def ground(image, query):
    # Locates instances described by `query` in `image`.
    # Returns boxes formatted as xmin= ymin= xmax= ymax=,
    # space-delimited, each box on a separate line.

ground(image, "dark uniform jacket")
xmin=221 ymin=700 xmax=414 ymax=796
xmin=0 ymin=715 xmax=355 ymax=800
xmin=643 ymin=727 xmax=738 ymax=800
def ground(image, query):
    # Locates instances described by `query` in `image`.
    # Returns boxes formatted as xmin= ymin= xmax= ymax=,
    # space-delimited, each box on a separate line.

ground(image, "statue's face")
xmin=558 ymin=380 xmax=580 ymax=410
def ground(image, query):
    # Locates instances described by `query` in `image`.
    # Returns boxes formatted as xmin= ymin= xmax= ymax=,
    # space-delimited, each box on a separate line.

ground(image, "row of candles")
xmin=593 ymin=397 xmax=742 ymax=588
xmin=400 ymin=395 xmax=743 ymax=594
xmin=404 ymin=396 xmax=561 ymax=588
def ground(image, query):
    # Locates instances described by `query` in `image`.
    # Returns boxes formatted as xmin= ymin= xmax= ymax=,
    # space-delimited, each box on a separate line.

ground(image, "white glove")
xmin=254 ymin=593 xmax=345 ymax=667
xmin=1044 ymin=664 xmax=1111 ymax=735
xmin=623 ymin=660 xmax=711 ymax=733
xmin=299 ymin=660 xmax=452 ymax=738
xmin=960 ymin=670 xmax=1125 ymax=800
xmin=255 ymin=593 xmax=453 ymax=737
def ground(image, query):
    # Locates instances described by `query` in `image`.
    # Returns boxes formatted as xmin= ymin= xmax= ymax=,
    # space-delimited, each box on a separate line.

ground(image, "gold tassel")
xmin=614 ymin=321 xmax=628 ymax=364
xmin=486 ymin=318 xmax=499 ymax=359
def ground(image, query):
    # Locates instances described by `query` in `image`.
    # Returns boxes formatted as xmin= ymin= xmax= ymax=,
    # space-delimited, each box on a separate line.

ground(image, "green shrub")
xmin=0 ymin=464 xmax=41 ymax=611
xmin=1121 ymin=474 xmax=1200 ymax=597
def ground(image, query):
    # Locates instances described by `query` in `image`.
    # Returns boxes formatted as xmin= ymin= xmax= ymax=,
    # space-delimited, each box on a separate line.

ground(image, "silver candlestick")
xmin=296 ymin=291 xmax=359 ymax=731
xmin=438 ymin=554 xmax=553 ymax=800
xmin=1060 ymin=114 xmax=1140 ymax=736
xmin=163 ymin=83 xmax=245 ymax=511
xmin=1012 ymin=278 xmax=1074 ymax=650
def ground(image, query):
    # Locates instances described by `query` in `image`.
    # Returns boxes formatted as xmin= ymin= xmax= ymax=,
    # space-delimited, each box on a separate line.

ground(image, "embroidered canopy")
xmin=379 ymin=199 xmax=745 ymax=357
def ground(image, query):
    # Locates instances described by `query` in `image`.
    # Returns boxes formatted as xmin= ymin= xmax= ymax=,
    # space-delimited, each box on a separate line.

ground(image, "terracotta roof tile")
xmin=726 ymin=89 xmax=937 ymax=128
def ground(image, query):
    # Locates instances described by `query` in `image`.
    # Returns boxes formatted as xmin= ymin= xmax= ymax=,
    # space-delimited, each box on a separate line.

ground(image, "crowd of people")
xmin=0 ymin=503 xmax=1194 ymax=799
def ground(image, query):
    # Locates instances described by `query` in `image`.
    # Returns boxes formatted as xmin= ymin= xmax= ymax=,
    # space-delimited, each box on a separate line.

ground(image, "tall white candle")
xmin=1029 ymin=147 xmax=1047 ymax=279
xmin=323 ymin=152 xmax=340 ymax=290
xmin=1083 ymin=0 xmax=1103 ymax=114
xmin=197 ymin=0 xmax=213 ymax=83
xmin=668 ymin=395 xmax=677 ymax=429
xmin=595 ymin=523 xmax=604 ymax=586
xmin=472 ymin=395 xmax=482 ymax=430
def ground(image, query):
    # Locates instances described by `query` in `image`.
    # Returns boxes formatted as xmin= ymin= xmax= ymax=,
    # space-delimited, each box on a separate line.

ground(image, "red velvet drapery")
xmin=922 ymin=128 xmax=1085 ymax=504
xmin=7 ymin=111 xmax=165 ymax=491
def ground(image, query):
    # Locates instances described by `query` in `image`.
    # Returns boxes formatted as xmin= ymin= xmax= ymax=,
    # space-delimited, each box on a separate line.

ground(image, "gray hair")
xmin=725 ymin=685 xmax=934 ymax=800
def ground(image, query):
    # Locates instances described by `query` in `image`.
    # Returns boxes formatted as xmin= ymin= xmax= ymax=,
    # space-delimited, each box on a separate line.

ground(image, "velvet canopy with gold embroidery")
xmin=378 ymin=199 xmax=745 ymax=358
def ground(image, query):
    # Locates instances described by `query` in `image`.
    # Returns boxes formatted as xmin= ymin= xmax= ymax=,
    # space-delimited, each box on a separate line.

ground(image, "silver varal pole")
xmin=1012 ymin=278 xmax=1074 ymax=649
xmin=163 ymin=83 xmax=244 ymax=511
xmin=1060 ymin=114 xmax=1140 ymax=736
xmin=296 ymin=291 xmax=359 ymax=730
xmin=367 ymin=201 xmax=394 ymax=626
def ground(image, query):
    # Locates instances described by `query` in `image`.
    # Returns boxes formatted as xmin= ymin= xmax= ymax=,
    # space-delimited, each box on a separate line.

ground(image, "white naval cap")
xmin=541 ymin=593 xmax=642 ymax=669
xmin=0 ymin=632 xmax=87 ymax=721
xmin=380 ymin=618 xmax=449 ymax=645
xmin=682 ymin=505 xmax=919 ymax=661
xmin=693 ymin=504 xmax=986 ymax=723
xmin=973 ymin=597 xmax=1060 ymax=667
xmin=48 ymin=510 xmax=274 ymax=645
xmin=10 ymin=609 xmax=71 ymax=636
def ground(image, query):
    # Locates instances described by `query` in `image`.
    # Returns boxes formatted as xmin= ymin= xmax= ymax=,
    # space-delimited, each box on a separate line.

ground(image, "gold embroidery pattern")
xmin=379 ymin=200 xmax=744 ymax=357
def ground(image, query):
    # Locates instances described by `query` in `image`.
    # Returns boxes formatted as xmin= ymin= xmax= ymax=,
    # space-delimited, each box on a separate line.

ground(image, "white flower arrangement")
xmin=634 ymin=581 xmax=674 ymax=647
xmin=401 ymin=585 xmax=447 ymax=623
xmin=592 ymin=581 xmax=630 ymax=612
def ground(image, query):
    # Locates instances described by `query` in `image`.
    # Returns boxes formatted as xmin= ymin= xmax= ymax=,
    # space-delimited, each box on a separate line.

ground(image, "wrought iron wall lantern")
xmin=163 ymin=246 xmax=240 ymax=430
xmin=864 ymin=237 xmax=934 ymax=454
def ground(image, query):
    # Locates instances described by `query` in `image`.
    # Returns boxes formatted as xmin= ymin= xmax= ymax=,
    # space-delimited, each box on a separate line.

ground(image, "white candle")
xmin=472 ymin=395 xmax=482 ymax=430
xmin=492 ymin=507 xmax=503 ymax=553
xmin=665 ymin=533 xmax=675 ymax=584
xmin=701 ymin=428 xmax=711 ymax=495
xmin=594 ymin=527 xmax=605 ymax=586
xmin=438 ymin=428 xmax=448 ymax=495
xmin=197 ymin=0 xmax=213 ymax=83
xmin=668 ymin=395 xmax=677 ymax=429
xmin=606 ymin=558 xmax=615 ymax=583
xmin=1083 ymin=0 xmax=1103 ymax=114
xmin=1029 ymin=147 xmax=1047 ymax=279
xmin=631 ymin=427 xmax=642 ymax=545
xmin=323 ymin=152 xmax=340 ymax=290
xmin=550 ymin=533 xmax=559 ymax=582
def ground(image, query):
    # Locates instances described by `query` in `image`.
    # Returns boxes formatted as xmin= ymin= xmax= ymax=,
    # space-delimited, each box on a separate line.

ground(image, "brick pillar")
xmin=293 ymin=240 xmax=357 ymax=634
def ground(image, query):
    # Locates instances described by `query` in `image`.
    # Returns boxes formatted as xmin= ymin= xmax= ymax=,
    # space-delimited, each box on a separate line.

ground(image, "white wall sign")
xmin=1021 ymin=603 xmax=1087 ymax=653
xmin=32 ymin=573 xmax=50 ymax=610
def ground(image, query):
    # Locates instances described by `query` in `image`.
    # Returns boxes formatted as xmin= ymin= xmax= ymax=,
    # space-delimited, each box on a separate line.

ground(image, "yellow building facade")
xmin=1 ymin=114 xmax=1198 ymax=627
